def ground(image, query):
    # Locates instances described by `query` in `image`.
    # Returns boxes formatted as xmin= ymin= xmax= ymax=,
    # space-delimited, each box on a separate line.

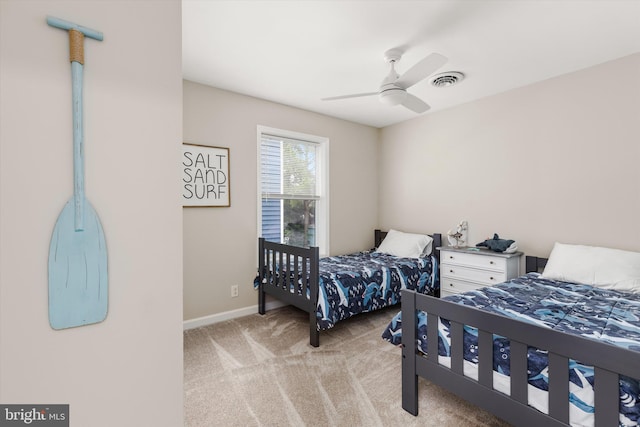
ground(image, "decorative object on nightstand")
xmin=476 ymin=233 xmax=518 ymax=253
xmin=446 ymin=220 xmax=468 ymax=248
xmin=438 ymin=246 xmax=523 ymax=298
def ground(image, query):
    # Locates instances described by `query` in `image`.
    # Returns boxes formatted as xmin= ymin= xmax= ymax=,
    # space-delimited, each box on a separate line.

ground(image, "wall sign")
xmin=182 ymin=143 xmax=230 ymax=207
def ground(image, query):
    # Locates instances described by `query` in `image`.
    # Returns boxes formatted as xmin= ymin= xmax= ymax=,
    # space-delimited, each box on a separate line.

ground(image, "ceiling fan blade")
xmin=395 ymin=53 xmax=447 ymax=89
xmin=401 ymin=93 xmax=430 ymax=114
xmin=321 ymin=92 xmax=378 ymax=101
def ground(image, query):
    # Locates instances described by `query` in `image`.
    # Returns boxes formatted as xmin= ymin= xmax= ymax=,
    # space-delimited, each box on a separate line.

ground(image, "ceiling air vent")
xmin=430 ymin=72 xmax=465 ymax=88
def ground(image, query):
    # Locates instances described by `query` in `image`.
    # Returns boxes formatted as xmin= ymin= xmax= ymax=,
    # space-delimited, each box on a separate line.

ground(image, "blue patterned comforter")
xmin=382 ymin=273 xmax=640 ymax=426
xmin=256 ymin=251 xmax=438 ymax=331
xmin=316 ymin=251 xmax=438 ymax=330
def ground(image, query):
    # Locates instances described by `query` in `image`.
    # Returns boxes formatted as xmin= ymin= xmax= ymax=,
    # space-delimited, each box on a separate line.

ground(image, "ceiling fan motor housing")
xmin=379 ymin=84 xmax=407 ymax=106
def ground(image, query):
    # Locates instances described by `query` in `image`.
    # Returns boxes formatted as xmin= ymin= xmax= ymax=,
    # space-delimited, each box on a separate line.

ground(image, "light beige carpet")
xmin=184 ymin=305 xmax=511 ymax=427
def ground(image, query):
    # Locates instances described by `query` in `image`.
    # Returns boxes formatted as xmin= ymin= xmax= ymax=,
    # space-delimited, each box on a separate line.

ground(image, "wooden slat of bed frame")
xmin=595 ymin=367 xmax=620 ymax=426
xmin=278 ymin=251 xmax=285 ymax=290
xmin=510 ymin=340 xmax=528 ymax=404
xmin=548 ymin=352 xmax=569 ymax=423
xmin=450 ymin=321 xmax=464 ymax=375
xmin=478 ymin=330 xmax=493 ymax=388
xmin=299 ymin=253 xmax=306 ymax=295
xmin=427 ymin=313 xmax=439 ymax=363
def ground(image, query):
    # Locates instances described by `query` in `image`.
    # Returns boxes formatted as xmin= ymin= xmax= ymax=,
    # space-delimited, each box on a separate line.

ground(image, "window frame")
xmin=257 ymin=125 xmax=329 ymax=256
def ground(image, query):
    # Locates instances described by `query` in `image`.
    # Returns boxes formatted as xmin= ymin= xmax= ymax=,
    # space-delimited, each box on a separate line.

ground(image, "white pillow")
xmin=376 ymin=229 xmax=433 ymax=258
xmin=541 ymin=242 xmax=640 ymax=293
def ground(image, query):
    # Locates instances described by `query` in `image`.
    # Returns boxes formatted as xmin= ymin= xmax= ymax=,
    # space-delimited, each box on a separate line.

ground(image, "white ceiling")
xmin=182 ymin=1 xmax=640 ymax=128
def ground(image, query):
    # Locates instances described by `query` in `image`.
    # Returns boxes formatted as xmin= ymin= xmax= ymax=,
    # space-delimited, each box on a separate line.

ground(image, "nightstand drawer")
xmin=441 ymin=264 xmax=507 ymax=285
xmin=441 ymin=278 xmax=486 ymax=296
xmin=440 ymin=250 xmax=506 ymax=271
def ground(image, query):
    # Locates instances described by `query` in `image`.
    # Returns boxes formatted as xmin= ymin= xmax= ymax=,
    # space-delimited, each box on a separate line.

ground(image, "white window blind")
xmin=260 ymin=134 xmax=319 ymax=200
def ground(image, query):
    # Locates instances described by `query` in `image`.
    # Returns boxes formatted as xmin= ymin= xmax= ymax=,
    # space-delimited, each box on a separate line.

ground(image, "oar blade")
xmin=48 ymin=199 xmax=108 ymax=329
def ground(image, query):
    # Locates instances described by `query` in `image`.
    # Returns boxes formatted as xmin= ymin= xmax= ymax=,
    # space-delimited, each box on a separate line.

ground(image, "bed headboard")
xmin=525 ymin=256 xmax=548 ymax=273
xmin=374 ymin=229 xmax=443 ymax=257
xmin=374 ymin=229 xmax=387 ymax=248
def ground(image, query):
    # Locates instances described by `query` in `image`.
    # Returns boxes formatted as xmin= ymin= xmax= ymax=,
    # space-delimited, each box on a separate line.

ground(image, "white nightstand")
xmin=438 ymin=246 xmax=523 ymax=298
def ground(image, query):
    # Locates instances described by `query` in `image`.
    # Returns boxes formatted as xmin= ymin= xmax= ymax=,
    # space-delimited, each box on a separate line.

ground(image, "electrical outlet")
xmin=231 ymin=285 xmax=239 ymax=298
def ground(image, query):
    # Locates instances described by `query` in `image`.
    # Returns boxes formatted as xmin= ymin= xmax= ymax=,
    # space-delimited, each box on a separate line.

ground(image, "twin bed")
xmin=257 ymin=229 xmax=441 ymax=347
xmin=384 ymin=244 xmax=640 ymax=426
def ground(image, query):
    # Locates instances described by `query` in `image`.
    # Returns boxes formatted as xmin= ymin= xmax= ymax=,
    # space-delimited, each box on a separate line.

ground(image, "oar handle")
xmin=46 ymin=16 xmax=104 ymax=41
xmin=47 ymin=16 xmax=103 ymax=232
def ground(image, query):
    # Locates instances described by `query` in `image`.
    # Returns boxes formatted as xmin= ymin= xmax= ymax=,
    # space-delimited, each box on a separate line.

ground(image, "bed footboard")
xmin=401 ymin=289 xmax=640 ymax=426
xmin=258 ymin=238 xmax=320 ymax=347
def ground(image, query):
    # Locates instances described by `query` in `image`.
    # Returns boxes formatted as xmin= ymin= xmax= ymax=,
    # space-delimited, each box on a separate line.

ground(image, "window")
xmin=258 ymin=126 xmax=329 ymax=254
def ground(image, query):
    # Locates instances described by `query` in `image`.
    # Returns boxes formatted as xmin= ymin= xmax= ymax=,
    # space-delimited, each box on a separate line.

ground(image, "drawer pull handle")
xmin=489 ymin=261 xmax=494 ymax=265
xmin=450 ymin=269 xmax=454 ymax=273
xmin=449 ymin=283 xmax=453 ymax=287
xmin=490 ymin=277 xmax=494 ymax=280
xmin=449 ymin=255 xmax=454 ymax=259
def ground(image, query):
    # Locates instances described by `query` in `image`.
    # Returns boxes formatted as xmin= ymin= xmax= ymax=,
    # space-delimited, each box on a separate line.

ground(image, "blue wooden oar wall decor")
xmin=47 ymin=16 xmax=108 ymax=329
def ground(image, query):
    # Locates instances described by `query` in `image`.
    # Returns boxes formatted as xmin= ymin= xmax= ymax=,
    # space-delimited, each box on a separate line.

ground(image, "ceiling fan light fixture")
xmin=430 ymin=71 xmax=465 ymax=88
xmin=379 ymin=88 xmax=407 ymax=106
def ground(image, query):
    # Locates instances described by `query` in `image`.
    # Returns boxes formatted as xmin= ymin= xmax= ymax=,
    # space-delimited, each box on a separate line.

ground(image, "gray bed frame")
xmin=401 ymin=255 xmax=640 ymax=426
xmin=258 ymin=229 xmax=442 ymax=347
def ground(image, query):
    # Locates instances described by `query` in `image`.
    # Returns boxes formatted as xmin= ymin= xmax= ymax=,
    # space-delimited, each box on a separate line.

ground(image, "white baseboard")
xmin=183 ymin=300 xmax=288 ymax=330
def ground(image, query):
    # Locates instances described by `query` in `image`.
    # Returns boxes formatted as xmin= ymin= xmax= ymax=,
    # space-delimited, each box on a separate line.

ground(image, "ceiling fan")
xmin=322 ymin=48 xmax=447 ymax=113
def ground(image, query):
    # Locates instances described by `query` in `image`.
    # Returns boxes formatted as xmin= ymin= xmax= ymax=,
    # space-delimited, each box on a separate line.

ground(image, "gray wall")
xmin=183 ymin=81 xmax=379 ymax=320
xmin=379 ymin=53 xmax=640 ymax=257
xmin=0 ymin=2 xmax=184 ymax=425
